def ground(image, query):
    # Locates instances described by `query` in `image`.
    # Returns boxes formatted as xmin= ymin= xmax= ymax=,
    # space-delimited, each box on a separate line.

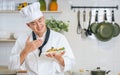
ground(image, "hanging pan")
xmin=90 ymin=10 xmax=99 ymax=34
xmin=111 ymin=10 xmax=120 ymax=37
xmin=95 ymin=10 xmax=114 ymax=41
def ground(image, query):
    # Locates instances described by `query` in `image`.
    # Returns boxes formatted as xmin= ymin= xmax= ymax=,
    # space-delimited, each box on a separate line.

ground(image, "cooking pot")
xmin=95 ymin=10 xmax=114 ymax=41
xmin=91 ymin=67 xmax=111 ymax=75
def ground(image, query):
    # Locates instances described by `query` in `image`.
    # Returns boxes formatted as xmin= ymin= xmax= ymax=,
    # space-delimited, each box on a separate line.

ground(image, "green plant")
xmin=46 ymin=18 xmax=69 ymax=32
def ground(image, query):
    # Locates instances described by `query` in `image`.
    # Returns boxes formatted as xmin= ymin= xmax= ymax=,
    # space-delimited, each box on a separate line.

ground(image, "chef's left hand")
xmin=46 ymin=51 xmax=65 ymax=66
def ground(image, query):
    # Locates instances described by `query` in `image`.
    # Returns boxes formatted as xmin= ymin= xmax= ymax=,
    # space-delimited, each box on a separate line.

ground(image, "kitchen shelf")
xmin=0 ymin=39 xmax=16 ymax=42
xmin=42 ymin=11 xmax=62 ymax=13
xmin=0 ymin=10 xmax=62 ymax=13
xmin=0 ymin=10 xmax=19 ymax=13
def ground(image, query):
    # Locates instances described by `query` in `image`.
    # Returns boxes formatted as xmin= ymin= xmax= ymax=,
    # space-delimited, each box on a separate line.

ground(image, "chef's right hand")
xmin=24 ymin=36 xmax=43 ymax=54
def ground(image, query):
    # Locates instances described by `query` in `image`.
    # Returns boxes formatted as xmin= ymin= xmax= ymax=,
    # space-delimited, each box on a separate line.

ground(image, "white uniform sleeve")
xmin=8 ymin=39 xmax=25 ymax=71
xmin=54 ymin=35 xmax=75 ymax=73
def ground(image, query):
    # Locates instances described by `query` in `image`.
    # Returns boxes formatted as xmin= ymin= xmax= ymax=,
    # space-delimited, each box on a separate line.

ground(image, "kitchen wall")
xmin=0 ymin=0 xmax=120 ymax=75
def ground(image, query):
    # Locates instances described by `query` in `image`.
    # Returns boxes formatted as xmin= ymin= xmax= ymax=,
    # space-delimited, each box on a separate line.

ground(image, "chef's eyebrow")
xmin=38 ymin=17 xmax=42 ymax=20
xmin=30 ymin=21 xmax=35 ymax=23
xmin=29 ymin=20 xmax=37 ymax=24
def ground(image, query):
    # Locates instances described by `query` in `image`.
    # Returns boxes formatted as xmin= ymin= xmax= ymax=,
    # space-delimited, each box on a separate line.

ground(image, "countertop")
xmin=0 ymin=66 xmax=16 ymax=75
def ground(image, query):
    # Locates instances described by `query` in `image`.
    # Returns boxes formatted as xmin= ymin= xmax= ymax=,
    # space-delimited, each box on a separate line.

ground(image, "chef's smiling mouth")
xmin=37 ymin=25 xmax=43 ymax=31
xmin=37 ymin=28 xmax=41 ymax=31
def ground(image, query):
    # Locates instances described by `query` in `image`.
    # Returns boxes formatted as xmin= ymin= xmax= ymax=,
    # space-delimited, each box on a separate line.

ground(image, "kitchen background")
xmin=0 ymin=0 xmax=120 ymax=75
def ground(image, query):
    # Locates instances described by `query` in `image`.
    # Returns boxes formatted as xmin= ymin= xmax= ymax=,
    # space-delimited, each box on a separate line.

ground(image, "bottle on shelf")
xmin=49 ymin=0 xmax=58 ymax=11
xmin=39 ymin=0 xmax=46 ymax=11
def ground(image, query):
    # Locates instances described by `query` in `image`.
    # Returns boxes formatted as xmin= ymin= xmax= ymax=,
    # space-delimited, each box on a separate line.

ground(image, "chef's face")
xmin=27 ymin=16 xmax=46 ymax=36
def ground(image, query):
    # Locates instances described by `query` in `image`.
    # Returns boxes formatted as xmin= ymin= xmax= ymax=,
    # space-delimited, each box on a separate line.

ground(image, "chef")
xmin=9 ymin=2 xmax=75 ymax=75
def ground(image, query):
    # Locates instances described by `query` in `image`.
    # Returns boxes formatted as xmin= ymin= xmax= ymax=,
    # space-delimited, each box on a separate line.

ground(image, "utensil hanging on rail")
xmin=86 ymin=10 xmax=92 ymax=36
xmin=111 ymin=10 xmax=120 ymax=37
xmin=90 ymin=10 xmax=99 ymax=34
xmin=81 ymin=10 xmax=87 ymax=38
xmin=77 ymin=10 xmax=81 ymax=34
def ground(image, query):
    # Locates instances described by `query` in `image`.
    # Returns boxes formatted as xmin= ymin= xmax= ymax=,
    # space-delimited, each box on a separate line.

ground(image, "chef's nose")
xmin=36 ymin=20 xmax=41 ymax=26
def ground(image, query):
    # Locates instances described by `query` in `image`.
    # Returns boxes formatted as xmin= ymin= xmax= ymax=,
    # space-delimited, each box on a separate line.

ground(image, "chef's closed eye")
xmin=31 ymin=22 xmax=36 ymax=25
xmin=26 ymin=22 xmax=35 ymax=26
xmin=38 ymin=18 xmax=42 ymax=23
xmin=30 ymin=18 xmax=42 ymax=25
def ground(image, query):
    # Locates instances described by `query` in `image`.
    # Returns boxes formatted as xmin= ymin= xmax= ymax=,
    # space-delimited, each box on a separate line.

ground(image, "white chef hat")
xmin=20 ymin=2 xmax=43 ymax=23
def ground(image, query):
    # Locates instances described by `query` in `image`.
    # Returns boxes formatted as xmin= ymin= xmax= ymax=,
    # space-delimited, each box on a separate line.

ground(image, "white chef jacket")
xmin=9 ymin=30 xmax=75 ymax=75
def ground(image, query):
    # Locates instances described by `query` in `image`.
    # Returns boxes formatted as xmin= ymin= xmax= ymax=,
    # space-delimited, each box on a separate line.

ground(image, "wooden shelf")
xmin=42 ymin=11 xmax=62 ymax=13
xmin=0 ymin=10 xmax=62 ymax=13
xmin=0 ymin=39 xmax=16 ymax=42
xmin=0 ymin=10 xmax=19 ymax=13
